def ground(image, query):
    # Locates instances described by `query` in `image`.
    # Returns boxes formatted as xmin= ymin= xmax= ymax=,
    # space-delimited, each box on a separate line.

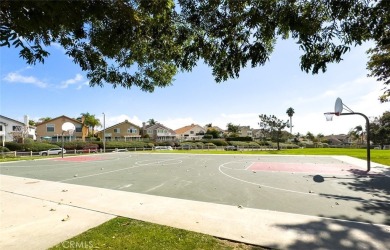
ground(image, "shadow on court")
xmin=272 ymin=218 xmax=390 ymax=249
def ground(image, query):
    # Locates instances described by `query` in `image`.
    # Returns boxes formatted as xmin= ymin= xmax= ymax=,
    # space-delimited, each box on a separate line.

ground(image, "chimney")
xmin=24 ymin=115 xmax=29 ymax=127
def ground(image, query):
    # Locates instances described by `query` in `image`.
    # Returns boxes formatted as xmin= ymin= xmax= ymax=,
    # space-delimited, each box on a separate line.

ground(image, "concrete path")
xmin=1 ymin=174 xmax=389 ymax=250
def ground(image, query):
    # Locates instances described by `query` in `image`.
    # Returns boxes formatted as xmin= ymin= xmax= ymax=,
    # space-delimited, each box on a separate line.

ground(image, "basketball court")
xmin=1 ymin=152 xmax=389 ymax=249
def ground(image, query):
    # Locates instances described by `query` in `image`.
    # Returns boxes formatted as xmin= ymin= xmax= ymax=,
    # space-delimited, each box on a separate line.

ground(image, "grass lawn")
xmin=161 ymin=148 xmax=390 ymax=166
xmin=50 ymin=217 xmax=264 ymax=250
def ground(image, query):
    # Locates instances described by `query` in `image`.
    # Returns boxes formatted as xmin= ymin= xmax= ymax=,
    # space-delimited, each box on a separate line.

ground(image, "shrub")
xmin=156 ymin=141 xmax=175 ymax=147
xmin=202 ymin=139 xmax=228 ymax=146
xmin=4 ymin=142 xmax=24 ymax=151
xmin=105 ymin=141 xmax=152 ymax=149
xmin=0 ymin=146 xmax=10 ymax=152
xmin=203 ymin=143 xmax=216 ymax=148
xmin=226 ymin=137 xmax=253 ymax=142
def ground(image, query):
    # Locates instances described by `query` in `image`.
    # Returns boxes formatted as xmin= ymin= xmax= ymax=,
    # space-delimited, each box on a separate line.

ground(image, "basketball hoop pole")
xmin=338 ymin=112 xmax=371 ymax=172
xmin=326 ymin=97 xmax=371 ymax=172
xmin=61 ymin=131 xmax=64 ymax=158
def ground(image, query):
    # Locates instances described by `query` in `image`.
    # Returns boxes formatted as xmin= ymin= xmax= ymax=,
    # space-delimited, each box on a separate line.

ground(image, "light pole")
xmin=102 ymin=112 xmax=106 ymax=153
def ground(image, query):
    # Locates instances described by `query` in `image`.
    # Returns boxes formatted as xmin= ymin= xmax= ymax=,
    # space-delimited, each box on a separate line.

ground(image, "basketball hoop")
xmin=324 ymin=112 xmax=334 ymax=121
xmin=324 ymin=97 xmax=371 ymax=172
xmin=61 ymin=122 xmax=76 ymax=158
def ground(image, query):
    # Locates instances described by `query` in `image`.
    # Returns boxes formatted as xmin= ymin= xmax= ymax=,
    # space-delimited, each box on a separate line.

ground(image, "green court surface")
xmin=1 ymin=153 xmax=389 ymax=226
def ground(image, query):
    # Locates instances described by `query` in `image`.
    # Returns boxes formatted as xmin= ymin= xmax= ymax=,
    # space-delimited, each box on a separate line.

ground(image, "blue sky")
xmin=1 ymin=38 xmax=388 ymax=135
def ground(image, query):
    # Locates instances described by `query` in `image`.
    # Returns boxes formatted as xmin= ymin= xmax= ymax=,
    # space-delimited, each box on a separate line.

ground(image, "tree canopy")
xmin=78 ymin=112 xmax=101 ymax=135
xmin=226 ymin=122 xmax=240 ymax=137
xmin=259 ymin=114 xmax=288 ymax=150
xmin=1 ymin=0 xmax=389 ymax=100
xmin=370 ymin=111 xmax=390 ymax=149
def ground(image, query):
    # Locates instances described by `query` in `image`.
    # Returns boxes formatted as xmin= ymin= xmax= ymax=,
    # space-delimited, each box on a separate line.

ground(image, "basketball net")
xmin=324 ymin=112 xmax=334 ymax=121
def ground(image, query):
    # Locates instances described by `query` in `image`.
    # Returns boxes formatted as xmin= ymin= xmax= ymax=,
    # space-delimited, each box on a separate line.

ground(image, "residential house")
xmin=252 ymin=129 xmax=262 ymax=139
xmin=175 ymin=124 xmax=206 ymax=141
xmin=35 ymin=115 xmax=88 ymax=142
xmin=324 ymin=134 xmax=352 ymax=145
xmin=96 ymin=120 xmax=141 ymax=141
xmin=142 ymin=123 xmax=176 ymax=141
xmin=0 ymin=115 xmax=36 ymax=145
xmin=238 ymin=126 xmax=253 ymax=137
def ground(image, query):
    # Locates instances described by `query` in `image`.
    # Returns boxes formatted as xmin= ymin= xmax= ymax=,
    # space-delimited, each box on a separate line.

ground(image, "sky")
xmin=0 ymin=38 xmax=389 ymax=136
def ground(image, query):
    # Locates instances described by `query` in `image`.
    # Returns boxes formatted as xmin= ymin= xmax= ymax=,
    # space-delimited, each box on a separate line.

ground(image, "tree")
xmin=226 ymin=123 xmax=240 ymax=137
xmin=316 ymin=133 xmax=325 ymax=143
xmin=286 ymin=107 xmax=295 ymax=134
xmin=1 ymin=1 xmax=389 ymax=100
xmin=367 ymin=29 xmax=390 ymax=103
xmin=1 ymin=0 xmax=184 ymax=92
xmin=28 ymin=120 xmax=36 ymax=126
xmin=205 ymin=127 xmax=220 ymax=139
xmin=370 ymin=111 xmax=390 ymax=149
xmin=79 ymin=112 xmax=101 ymax=136
xmin=259 ymin=114 xmax=289 ymax=150
xmin=306 ymin=132 xmax=315 ymax=142
xmin=147 ymin=119 xmax=157 ymax=125
xmin=38 ymin=117 xmax=51 ymax=123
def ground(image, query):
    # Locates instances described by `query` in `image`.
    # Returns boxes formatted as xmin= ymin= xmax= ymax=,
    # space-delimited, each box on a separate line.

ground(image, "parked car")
xmin=224 ymin=145 xmax=238 ymax=151
xmin=154 ymin=146 xmax=173 ymax=150
xmin=39 ymin=148 xmax=66 ymax=156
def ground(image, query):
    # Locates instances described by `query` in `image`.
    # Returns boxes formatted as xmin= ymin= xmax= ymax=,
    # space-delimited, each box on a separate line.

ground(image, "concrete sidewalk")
xmin=1 ymin=174 xmax=389 ymax=250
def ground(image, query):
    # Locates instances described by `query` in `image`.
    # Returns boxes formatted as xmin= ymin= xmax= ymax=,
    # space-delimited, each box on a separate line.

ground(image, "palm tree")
xmin=354 ymin=125 xmax=364 ymax=144
xmin=80 ymin=112 xmax=101 ymax=136
xmin=286 ymin=107 xmax=295 ymax=134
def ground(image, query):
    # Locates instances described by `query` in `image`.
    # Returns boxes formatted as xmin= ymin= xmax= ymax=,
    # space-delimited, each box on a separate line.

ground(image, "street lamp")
xmin=102 ymin=112 xmax=106 ymax=153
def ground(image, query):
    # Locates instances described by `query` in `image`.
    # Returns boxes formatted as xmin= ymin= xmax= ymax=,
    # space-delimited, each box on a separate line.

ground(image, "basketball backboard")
xmin=335 ymin=97 xmax=343 ymax=115
xmin=62 ymin=122 xmax=75 ymax=132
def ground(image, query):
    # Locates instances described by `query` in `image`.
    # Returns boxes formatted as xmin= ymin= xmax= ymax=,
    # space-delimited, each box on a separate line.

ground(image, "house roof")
xmin=145 ymin=123 xmax=176 ymax=134
xmin=175 ymin=124 xmax=204 ymax=134
xmin=0 ymin=115 xmax=25 ymax=125
xmin=0 ymin=115 xmax=36 ymax=128
xmin=35 ymin=115 xmax=84 ymax=126
xmin=96 ymin=120 xmax=140 ymax=134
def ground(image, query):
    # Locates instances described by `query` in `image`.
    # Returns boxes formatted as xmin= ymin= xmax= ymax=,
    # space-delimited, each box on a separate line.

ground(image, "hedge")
xmin=0 ymin=146 xmax=10 ymax=152
xmin=226 ymin=137 xmax=253 ymax=142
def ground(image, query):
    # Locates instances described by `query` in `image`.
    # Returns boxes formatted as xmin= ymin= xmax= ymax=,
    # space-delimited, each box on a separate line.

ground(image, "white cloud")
xmin=59 ymin=74 xmax=83 ymax=89
xmin=159 ymin=117 xmax=198 ymax=130
xmin=3 ymin=72 xmax=48 ymax=88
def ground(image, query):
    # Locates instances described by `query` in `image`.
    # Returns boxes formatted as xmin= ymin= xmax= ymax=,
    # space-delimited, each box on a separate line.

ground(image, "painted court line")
xmin=58 ymin=156 xmax=187 ymax=183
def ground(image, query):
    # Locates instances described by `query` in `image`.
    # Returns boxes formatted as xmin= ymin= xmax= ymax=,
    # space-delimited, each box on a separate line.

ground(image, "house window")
xmin=128 ymin=128 xmax=137 ymax=134
xmin=190 ymin=131 xmax=194 ymax=134
xmin=147 ymin=129 xmax=152 ymax=134
xmin=0 ymin=125 xmax=2 ymax=131
xmin=114 ymin=128 xmax=120 ymax=133
xmin=13 ymin=125 xmax=22 ymax=131
xmin=75 ymin=125 xmax=82 ymax=132
xmin=46 ymin=124 xmax=54 ymax=132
